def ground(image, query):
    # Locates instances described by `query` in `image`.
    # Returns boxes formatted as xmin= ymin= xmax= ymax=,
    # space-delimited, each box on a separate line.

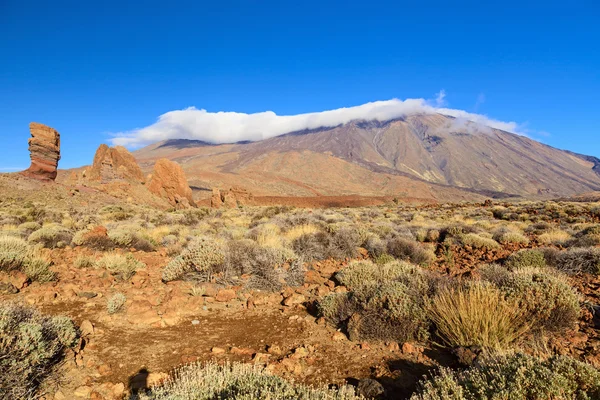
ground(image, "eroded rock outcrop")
xmin=148 ymin=159 xmax=196 ymax=209
xmin=87 ymin=145 xmax=145 ymax=183
xmin=211 ymin=187 xmax=253 ymax=208
xmin=22 ymin=122 xmax=61 ymax=181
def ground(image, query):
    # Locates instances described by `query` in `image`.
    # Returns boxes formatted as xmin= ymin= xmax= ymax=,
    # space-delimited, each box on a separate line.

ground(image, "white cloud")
xmin=111 ymin=95 xmax=523 ymax=148
xmin=435 ymin=90 xmax=447 ymax=107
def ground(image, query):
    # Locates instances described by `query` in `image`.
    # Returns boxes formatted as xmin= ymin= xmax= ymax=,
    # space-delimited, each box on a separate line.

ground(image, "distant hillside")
xmin=134 ymin=113 xmax=600 ymax=203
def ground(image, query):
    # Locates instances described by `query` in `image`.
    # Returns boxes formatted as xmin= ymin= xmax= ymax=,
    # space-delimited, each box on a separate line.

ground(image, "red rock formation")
xmin=147 ymin=159 xmax=196 ymax=209
xmin=210 ymin=186 xmax=253 ymax=208
xmin=87 ymin=145 xmax=145 ymax=183
xmin=22 ymin=122 xmax=61 ymax=181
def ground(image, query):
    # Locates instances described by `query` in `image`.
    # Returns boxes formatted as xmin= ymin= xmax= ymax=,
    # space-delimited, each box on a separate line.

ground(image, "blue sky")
xmin=0 ymin=0 xmax=598 ymax=170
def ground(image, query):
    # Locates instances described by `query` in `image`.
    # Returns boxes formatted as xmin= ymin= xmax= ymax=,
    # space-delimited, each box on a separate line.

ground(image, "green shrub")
xmin=17 ymin=222 xmax=41 ymax=236
xmin=0 ymin=236 xmax=54 ymax=282
xmin=494 ymin=231 xmax=529 ymax=245
xmin=386 ymin=237 xmax=435 ymax=266
xmin=459 ymin=233 xmax=501 ymax=250
xmin=27 ymin=225 xmax=73 ymax=249
xmin=0 ymin=303 xmax=79 ymax=399
xmin=427 ymin=281 xmax=529 ymax=350
xmin=96 ymin=253 xmax=143 ymax=281
xmin=139 ymin=362 xmax=361 ymax=400
xmin=162 ymin=237 xmax=226 ymax=282
xmin=107 ymin=293 xmax=127 ymax=314
xmin=504 ymin=249 xmax=547 ymax=270
xmin=320 ymin=260 xmax=431 ymax=342
xmin=481 ymin=265 xmax=580 ymax=332
xmin=411 ymin=354 xmax=600 ymax=400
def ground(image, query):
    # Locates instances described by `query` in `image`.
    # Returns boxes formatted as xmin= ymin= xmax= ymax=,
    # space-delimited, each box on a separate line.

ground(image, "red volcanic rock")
xmin=87 ymin=144 xmax=145 ymax=183
xmin=210 ymin=186 xmax=253 ymax=209
xmin=22 ymin=122 xmax=61 ymax=181
xmin=147 ymin=158 xmax=196 ymax=208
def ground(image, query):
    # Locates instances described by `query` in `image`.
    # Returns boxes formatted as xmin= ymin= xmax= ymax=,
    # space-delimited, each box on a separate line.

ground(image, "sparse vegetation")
xmin=0 ymin=303 xmax=79 ymax=399
xmin=139 ymin=362 xmax=361 ymax=400
xmin=427 ymin=281 xmax=530 ymax=349
xmin=411 ymin=354 xmax=600 ymax=400
xmin=107 ymin=292 xmax=127 ymax=314
xmin=96 ymin=253 xmax=144 ymax=280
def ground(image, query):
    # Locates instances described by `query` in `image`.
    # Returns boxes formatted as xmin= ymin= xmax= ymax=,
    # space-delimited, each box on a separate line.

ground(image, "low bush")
xmin=107 ymin=293 xmax=127 ymax=314
xmin=552 ymin=247 xmax=600 ymax=275
xmin=411 ymin=353 xmax=600 ymax=400
xmin=108 ymin=226 xmax=154 ymax=251
xmin=0 ymin=303 xmax=79 ymax=399
xmin=386 ymin=237 xmax=435 ymax=266
xmin=504 ymin=249 xmax=547 ymax=270
xmin=458 ymin=233 xmax=501 ymax=250
xmin=139 ymin=362 xmax=361 ymax=400
xmin=427 ymin=281 xmax=529 ymax=350
xmin=0 ymin=235 xmax=54 ymax=282
xmin=481 ymin=265 xmax=580 ymax=333
xmin=162 ymin=237 xmax=226 ymax=282
xmin=74 ymin=255 xmax=96 ymax=269
xmin=538 ymin=229 xmax=572 ymax=245
xmin=319 ymin=260 xmax=431 ymax=342
xmin=28 ymin=224 xmax=73 ymax=249
xmin=96 ymin=253 xmax=143 ymax=281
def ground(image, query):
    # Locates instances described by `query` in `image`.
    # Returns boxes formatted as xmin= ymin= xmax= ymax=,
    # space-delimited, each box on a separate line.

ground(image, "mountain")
xmin=134 ymin=113 xmax=600 ymax=203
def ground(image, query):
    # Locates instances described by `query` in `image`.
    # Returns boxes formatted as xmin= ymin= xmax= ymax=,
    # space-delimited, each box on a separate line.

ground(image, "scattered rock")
xmin=0 ymin=282 xmax=18 ymax=294
xmin=453 ymin=346 xmax=482 ymax=366
xmin=9 ymin=271 xmax=29 ymax=290
xmin=74 ymin=385 xmax=92 ymax=398
xmin=78 ymin=291 xmax=98 ymax=299
xmin=332 ymin=332 xmax=347 ymax=341
xmin=210 ymin=186 xmax=254 ymax=208
xmin=282 ymin=293 xmax=305 ymax=306
xmin=216 ymin=288 xmax=237 ymax=302
xmin=80 ymin=320 xmax=95 ymax=336
xmin=147 ymin=158 xmax=196 ymax=208
xmin=22 ymin=122 xmax=61 ymax=181
xmin=211 ymin=347 xmax=226 ymax=354
xmin=191 ymin=319 xmax=200 ymax=325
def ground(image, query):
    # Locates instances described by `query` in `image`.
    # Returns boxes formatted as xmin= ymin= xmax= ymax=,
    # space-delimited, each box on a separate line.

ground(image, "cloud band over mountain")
xmin=111 ymin=97 xmax=520 ymax=148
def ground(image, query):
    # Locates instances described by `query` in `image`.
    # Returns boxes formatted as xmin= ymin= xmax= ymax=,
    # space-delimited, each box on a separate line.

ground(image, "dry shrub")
xmin=458 ymin=233 xmax=501 ymax=250
xmin=0 ymin=235 xmax=54 ymax=282
xmin=538 ymin=229 xmax=572 ymax=245
xmin=552 ymin=247 xmax=600 ymax=275
xmin=386 ymin=237 xmax=435 ymax=266
xmin=107 ymin=293 xmax=127 ymax=314
xmin=97 ymin=253 xmax=143 ymax=281
xmin=480 ymin=265 xmax=580 ymax=333
xmin=411 ymin=354 xmax=600 ymax=400
xmin=0 ymin=303 xmax=79 ymax=399
xmin=428 ymin=281 xmax=529 ymax=350
xmin=139 ymin=362 xmax=360 ymax=399
xmin=28 ymin=224 xmax=73 ymax=249
xmin=162 ymin=237 xmax=226 ymax=282
xmin=319 ymin=260 xmax=432 ymax=342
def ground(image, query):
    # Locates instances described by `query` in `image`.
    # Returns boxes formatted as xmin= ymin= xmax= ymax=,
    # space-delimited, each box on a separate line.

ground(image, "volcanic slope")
xmin=134 ymin=113 xmax=600 ymax=201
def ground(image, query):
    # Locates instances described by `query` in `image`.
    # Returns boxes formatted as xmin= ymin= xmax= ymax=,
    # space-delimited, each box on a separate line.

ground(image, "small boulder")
xmin=147 ymin=159 xmax=196 ymax=208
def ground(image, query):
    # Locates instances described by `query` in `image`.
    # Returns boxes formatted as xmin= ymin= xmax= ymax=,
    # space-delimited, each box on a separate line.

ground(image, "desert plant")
xmin=386 ymin=237 xmax=435 ymax=266
xmin=320 ymin=260 xmax=432 ymax=342
xmin=427 ymin=281 xmax=530 ymax=349
xmin=411 ymin=353 xmax=600 ymax=400
xmin=504 ymin=249 xmax=547 ymax=270
xmin=552 ymin=247 xmax=600 ymax=275
xmin=74 ymin=255 xmax=96 ymax=269
xmin=480 ymin=265 xmax=580 ymax=333
xmin=0 ymin=303 xmax=79 ymax=399
xmin=27 ymin=224 xmax=73 ymax=249
xmin=162 ymin=237 xmax=226 ymax=282
xmin=139 ymin=362 xmax=361 ymax=400
xmin=458 ymin=233 xmax=501 ymax=250
xmin=96 ymin=253 xmax=143 ymax=281
xmin=107 ymin=292 xmax=127 ymax=314
xmin=0 ymin=235 xmax=54 ymax=282
xmin=538 ymin=229 xmax=572 ymax=245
